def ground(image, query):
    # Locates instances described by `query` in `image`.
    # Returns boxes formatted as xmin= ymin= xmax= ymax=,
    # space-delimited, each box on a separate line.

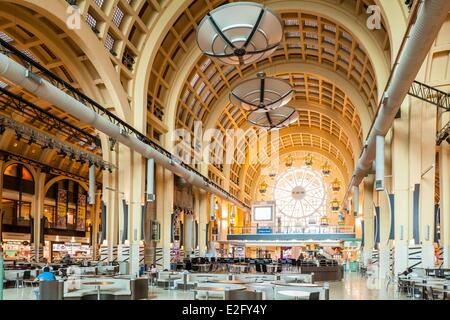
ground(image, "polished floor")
xmin=1 ymin=272 xmax=409 ymax=300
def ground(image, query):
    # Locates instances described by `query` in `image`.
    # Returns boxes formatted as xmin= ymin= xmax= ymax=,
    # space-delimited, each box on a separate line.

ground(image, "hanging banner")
xmin=56 ymin=189 xmax=67 ymax=229
xmin=77 ymin=194 xmax=86 ymax=231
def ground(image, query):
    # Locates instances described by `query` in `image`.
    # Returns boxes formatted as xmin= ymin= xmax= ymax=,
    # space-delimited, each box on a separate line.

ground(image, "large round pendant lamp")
xmin=230 ymin=72 xmax=293 ymax=112
xmin=196 ymin=2 xmax=283 ymax=65
xmin=247 ymin=106 xmax=299 ymax=129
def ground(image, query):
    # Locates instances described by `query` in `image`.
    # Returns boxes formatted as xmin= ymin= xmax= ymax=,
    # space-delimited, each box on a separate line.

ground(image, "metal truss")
xmin=407 ymin=80 xmax=450 ymax=145
xmin=0 ymin=150 xmax=99 ymax=186
xmin=0 ymin=114 xmax=113 ymax=170
xmin=0 ymin=87 xmax=101 ymax=149
xmin=408 ymin=80 xmax=450 ymax=111
xmin=0 ymin=39 xmax=249 ymax=209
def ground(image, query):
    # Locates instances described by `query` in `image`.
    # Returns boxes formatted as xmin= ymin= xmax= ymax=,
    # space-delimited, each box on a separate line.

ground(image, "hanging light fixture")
xmin=320 ymin=217 xmax=329 ymax=226
xmin=321 ymin=161 xmax=331 ymax=176
xmin=259 ymin=181 xmax=268 ymax=194
xmin=304 ymin=153 xmax=313 ymax=167
xmin=284 ymin=155 xmax=294 ymax=167
xmin=331 ymin=178 xmax=341 ymax=192
xmin=268 ymin=166 xmax=277 ymax=178
xmin=230 ymin=72 xmax=293 ymax=112
xmin=330 ymin=198 xmax=340 ymax=212
xmin=196 ymin=2 xmax=283 ymax=65
xmin=247 ymin=105 xmax=298 ymax=129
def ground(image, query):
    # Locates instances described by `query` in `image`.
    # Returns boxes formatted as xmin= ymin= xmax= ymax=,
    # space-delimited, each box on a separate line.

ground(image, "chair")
xmin=39 ymin=280 xmax=64 ymax=300
xmin=309 ymin=292 xmax=320 ymax=300
xmin=435 ymin=269 xmax=445 ymax=278
xmin=131 ymin=278 xmax=149 ymax=300
xmin=224 ymin=289 xmax=263 ymax=300
xmin=15 ymin=273 xmax=24 ymax=289
xmin=23 ymin=270 xmax=33 ymax=288
xmin=262 ymin=264 xmax=267 ymax=273
xmin=424 ymin=286 xmax=437 ymax=300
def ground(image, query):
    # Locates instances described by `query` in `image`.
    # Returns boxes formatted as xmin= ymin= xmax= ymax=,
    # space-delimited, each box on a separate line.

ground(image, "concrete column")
xmin=419 ymin=99 xmax=437 ymax=268
xmin=440 ymin=112 xmax=450 ymax=267
xmin=198 ymin=190 xmax=208 ymax=256
xmin=378 ymin=131 xmax=393 ymax=282
xmin=362 ymin=174 xmax=375 ymax=265
xmin=161 ymin=168 xmax=173 ymax=270
xmin=128 ymin=151 xmax=144 ymax=276
xmin=392 ymin=102 xmax=411 ymax=275
xmin=103 ymin=143 xmax=119 ymax=262
xmin=90 ymin=191 xmax=102 ymax=261
xmin=155 ymin=164 xmax=164 ymax=267
xmin=33 ymin=171 xmax=46 ymax=262
xmin=184 ymin=213 xmax=194 ymax=253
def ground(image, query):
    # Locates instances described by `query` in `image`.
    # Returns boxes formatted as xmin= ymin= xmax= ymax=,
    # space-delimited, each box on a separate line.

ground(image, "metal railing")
xmin=228 ymin=225 xmax=355 ymax=235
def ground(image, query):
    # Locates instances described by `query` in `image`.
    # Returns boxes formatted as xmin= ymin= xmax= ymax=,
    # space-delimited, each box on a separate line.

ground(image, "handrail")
xmin=228 ymin=225 xmax=355 ymax=235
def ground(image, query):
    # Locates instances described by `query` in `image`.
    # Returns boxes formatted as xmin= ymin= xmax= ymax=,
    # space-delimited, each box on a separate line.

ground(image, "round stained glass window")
xmin=273 ymin=167 xmax=326 ymax=221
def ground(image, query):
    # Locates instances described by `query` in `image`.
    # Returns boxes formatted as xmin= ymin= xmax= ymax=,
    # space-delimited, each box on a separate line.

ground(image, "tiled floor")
xmin=1 ymin=272 xmax=408 ymax=300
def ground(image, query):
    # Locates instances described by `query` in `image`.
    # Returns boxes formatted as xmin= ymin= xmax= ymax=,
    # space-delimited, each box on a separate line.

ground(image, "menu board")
xmin=77 ymin=194 xmax=86 ymax=231
xmin=52 ymin=243 xmax=91 ymax=255
xmin=56 ymin=189 xmax=67 ymax=229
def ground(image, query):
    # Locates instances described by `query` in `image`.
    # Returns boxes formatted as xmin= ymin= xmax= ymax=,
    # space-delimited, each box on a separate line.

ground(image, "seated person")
xmin=32 ymin=267 xmax=57 ymax=299
xmin=58 ymin=268 xmax=68 ymax=280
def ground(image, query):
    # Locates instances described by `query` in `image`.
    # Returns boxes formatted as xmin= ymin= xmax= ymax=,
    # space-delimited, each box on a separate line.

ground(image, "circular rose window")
xmin=273 ymin=167 xmax=326 ymax=222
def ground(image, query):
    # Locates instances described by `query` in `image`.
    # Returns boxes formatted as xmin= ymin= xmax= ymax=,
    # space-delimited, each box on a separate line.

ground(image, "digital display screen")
xmin=253 ymin=206 xmax=273 ymax=221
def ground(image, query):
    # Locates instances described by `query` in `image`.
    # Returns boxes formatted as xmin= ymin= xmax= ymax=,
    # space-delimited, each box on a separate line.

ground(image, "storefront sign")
xmin=77 ymin=194 xmax=86 ymax=231
xmin=256 ymin=227 xmax=273 ymax=234
xmin=56 ymin=189 xmax=67 ymax=229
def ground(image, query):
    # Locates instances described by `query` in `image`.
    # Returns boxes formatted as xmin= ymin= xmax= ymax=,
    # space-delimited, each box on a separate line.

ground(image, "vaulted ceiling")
xmin=0 ymin=0 xmax=400 ymax=204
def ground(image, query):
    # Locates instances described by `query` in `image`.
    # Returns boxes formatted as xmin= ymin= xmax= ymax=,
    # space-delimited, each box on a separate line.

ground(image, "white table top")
xmin=278 ymin=290 xmax=311 ymax=298
xmin=279 ymin=283 xmax=319 ymax=287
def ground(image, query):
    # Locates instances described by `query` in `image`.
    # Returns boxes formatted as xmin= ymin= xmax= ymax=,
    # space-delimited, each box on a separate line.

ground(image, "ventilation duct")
xmin=344 ymin=0 xmax=450 ymax=205
xmin=0 ymin=53 xmax=249 ymax=211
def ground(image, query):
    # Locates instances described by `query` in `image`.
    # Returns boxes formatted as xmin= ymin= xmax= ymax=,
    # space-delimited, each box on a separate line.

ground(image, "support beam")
xmin=362 ymin=174 xmax=375 ymax=266
xmin=199 ymin=190 xmax=208 ymax=257
xmin=375 ymin=135 xmax=385 ymax=191
xmin=393 ymin=102 xmax=410 ymax=275
xmin=439 ymin=112 xmax=450 ymax=267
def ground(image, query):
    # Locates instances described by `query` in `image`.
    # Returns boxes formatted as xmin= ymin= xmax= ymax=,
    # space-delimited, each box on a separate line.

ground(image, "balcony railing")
xmin=228 ymin=225 xmax=354 ymax=235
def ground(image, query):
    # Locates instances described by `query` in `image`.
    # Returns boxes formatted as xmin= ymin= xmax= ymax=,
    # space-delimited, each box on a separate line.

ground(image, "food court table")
xmin=193 ymin=264 xmax=210 ymax=272
xmin=196 ymin=275 xmax=218 ymax=282
xmin=81 ymin=281 xmax=114 ymax=300
xmin=265 ymin=264 xmax=280 ymax=273
xmin=229 ymin=264 xmax=249 ymax=273
xmin=272 ymin=281 xmax=319 ymax=287
xmin=210 ymin=280 xmax=249 ymax=285
xmin=278 ymin=290 xmax=311 ymax=300
xmin=193 ymin=286 xmax=245 ymax=300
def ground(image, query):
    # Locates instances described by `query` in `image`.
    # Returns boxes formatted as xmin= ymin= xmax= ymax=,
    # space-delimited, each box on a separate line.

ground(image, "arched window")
xmin=4 ymin=163 xmax=34 ymax=182
xmin=1 ymin=163 xmax=35 ymax=227
xmin=44 ymin=178 xmax=91 ymax=232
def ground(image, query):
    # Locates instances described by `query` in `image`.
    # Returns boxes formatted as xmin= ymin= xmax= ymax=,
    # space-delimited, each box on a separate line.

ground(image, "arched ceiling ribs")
xmin=152 ymin=0 xmax=392 ymax=137
xmin=8 ymin=0 xmax=132 ymax=121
